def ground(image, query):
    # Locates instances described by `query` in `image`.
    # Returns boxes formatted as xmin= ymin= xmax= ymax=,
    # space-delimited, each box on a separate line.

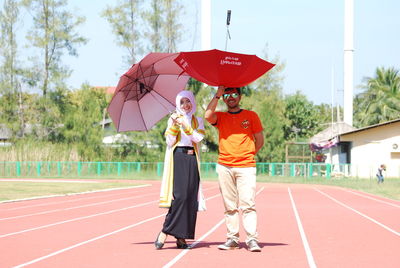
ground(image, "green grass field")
xmin=0 ymin=180 xmax=143 ymax=202
xmin=0 ymin=176 xmax=399 ymax=202
xmin=257 ymin=175 xmax=400 ymax=201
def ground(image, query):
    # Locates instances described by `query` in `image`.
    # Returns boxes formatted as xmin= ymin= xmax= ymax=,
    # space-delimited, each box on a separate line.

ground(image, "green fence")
xmin=0 ymin=161 xmax=352 ymax=179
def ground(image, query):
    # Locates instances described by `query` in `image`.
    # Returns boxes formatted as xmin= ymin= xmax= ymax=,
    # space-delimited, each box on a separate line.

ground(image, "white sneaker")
xmin=218 ymin=239 xmax=239 ymax=250
xmin=247 ymin=239 xmax=261 ymax=252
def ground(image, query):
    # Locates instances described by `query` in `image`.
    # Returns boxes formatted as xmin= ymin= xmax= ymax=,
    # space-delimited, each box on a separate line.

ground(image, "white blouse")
xmin=166 ymin=116 xmax=205 ymax=148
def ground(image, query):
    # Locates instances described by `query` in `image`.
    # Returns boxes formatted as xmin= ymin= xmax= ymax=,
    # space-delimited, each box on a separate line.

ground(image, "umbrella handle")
xmin=225 ymin=10 xmax=231 ymax=51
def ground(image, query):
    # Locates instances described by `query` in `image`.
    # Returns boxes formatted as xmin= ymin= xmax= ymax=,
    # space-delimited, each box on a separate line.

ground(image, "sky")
xmin=55 ymin=0 xmax=399 ymax=105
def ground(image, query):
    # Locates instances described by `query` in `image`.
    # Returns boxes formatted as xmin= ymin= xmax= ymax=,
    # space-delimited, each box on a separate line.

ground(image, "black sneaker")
xmin=217 ymin=239 xmax=239 ymax=250
xmin=247 ymin=239 xmax=261 ymax=252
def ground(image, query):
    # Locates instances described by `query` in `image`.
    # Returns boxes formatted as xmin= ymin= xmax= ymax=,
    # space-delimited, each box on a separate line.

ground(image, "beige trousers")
xmin=216 ymin=164 xmax=258 ymax=243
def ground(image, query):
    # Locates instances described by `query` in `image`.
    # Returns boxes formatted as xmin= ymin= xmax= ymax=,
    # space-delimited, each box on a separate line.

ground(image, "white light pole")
xmin=201 ymin=0 xmax=211 ymax=50
xmin=343 ymin=0 xmax=354 ymax=126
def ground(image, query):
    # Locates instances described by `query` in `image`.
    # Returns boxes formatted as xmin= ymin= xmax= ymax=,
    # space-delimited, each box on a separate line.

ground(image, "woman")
xmin=155 ymin=90 xmax=206 ymax=250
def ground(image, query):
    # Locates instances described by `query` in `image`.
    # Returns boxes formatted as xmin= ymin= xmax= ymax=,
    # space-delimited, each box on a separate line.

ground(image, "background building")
xmin=311 ymin=119 xmax=400 ymax=178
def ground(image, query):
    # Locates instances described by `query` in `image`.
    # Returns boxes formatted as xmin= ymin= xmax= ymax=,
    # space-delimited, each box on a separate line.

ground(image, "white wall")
xmin=340 ymin=122 xmax=400 ymax=178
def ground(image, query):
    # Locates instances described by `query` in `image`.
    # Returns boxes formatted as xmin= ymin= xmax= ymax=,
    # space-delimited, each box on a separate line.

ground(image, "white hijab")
xmin=175 ymin=90 xmax=197 ymax=124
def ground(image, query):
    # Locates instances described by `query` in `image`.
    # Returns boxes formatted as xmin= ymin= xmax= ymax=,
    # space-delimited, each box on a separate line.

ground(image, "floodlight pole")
xmin=343 ymin=0 xmax=354 ymax=126
xmin=225 ymin=10 xmax=231 ymax=51
xmin=201 ymin=0 xmax=211 ymax=50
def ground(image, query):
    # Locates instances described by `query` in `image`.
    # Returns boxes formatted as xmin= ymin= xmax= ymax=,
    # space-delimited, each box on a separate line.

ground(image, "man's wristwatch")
xmin=214 ymin=95 xmax=220 ymax=99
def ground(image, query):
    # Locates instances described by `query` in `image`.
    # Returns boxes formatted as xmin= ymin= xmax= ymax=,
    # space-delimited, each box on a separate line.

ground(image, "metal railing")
xmin=0 ymin=161 xmax=355 ymax=179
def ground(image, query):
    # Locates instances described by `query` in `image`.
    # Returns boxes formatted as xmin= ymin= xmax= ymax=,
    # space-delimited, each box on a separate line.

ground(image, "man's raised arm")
xmin=205 ymin=86 xmax=225 ymax=125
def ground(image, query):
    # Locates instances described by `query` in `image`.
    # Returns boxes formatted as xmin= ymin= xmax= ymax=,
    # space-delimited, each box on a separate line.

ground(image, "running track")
xmin=0 ymin=181 xmax=399 ymax=268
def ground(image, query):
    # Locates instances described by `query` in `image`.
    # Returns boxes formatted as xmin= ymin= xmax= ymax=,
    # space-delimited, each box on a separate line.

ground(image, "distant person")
xmin=155 ymin=90 xmax=206 ymax=250
xmin=376 ymin=164 xmax=386 ymax=184
xmin=205 ymin=86 xmax=264 ymax=252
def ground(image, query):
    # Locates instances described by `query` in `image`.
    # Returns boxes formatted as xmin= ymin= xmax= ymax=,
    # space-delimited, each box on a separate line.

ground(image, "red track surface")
xmin=1 ymin=181 xmax=399 ymax=268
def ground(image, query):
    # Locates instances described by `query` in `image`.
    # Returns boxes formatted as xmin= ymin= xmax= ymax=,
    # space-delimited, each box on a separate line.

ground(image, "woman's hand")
xmin=171 ymin=113 xmax=183 ymax=127
xmin=179 ymin=118 xmax=190 ymax=130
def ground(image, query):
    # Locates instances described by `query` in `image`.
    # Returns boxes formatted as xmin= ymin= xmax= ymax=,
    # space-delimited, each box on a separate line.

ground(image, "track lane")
xmin=2 ymin=182 xmax=398 ymax=268
xmin=341 ymin=188 xmax=400 ymax=208
xmin=314 ymin=186 xmax=400 ymax=232
xmin=0 ymin=184 xmax=156 ymax=216
xmin=0 ymin=183 xmax=218 ymax=235
xmin=163 ymin=184 xmax=311 ymax=268
xmin=291 ymin=186 xmax=399 ymax=268
xmin=1 ymin=197 xmax=162 ymax=267
xmin=10 ymin=188 xmax=223 ymax=268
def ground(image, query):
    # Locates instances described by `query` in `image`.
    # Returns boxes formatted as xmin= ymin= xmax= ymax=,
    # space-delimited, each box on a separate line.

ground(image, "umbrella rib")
xmin=120 ymin=73 xmax=188 ymax=93
xmin=233 ymin=56 xmax=257 ymax=85
xmin=150 ymin=90 xmax=175 ymax=112
xmin=139 ymin=91 xmax=173 ymax=131
xmin=135 ymin=65 xmax=149 ymax=131
xmin=136 ymin=99 xmax=149 ymax=132
xmin=150 ymin=76 xmax=188 ymax=108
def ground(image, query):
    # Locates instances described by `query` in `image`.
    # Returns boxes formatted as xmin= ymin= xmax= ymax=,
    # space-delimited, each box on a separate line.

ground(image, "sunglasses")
xmin=223 ymin=93 xmax=239 ymax=99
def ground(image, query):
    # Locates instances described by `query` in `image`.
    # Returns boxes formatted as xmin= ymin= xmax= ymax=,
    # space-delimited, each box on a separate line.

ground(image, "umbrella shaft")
xmin=225 ymin=27 xmax=231 ymax=51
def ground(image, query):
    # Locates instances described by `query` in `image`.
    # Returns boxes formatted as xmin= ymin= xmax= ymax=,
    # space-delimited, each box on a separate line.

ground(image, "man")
xmin=205 ymin=86 xmax=264 ymax=252
xmin=376 ymin=164 xmax=386 ymax=183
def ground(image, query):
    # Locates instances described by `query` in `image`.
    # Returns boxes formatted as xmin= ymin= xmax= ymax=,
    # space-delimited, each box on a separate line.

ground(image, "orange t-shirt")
xmin=214 ymin=109 xmax=263 ymax=167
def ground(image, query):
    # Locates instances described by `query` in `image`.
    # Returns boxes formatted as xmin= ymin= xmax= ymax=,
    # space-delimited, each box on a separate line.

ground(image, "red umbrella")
xmin=107 ymin=52 xmax=190 ymax=132
xmin=174 ymin=49 xmax=275 ymax=87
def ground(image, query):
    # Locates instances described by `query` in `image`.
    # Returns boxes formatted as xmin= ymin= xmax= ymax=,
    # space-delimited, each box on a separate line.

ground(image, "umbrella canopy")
xmin=108 ymin=52 xmax=190 ymax=132
xmin=174 ymin=49 xmax=275 ymax=87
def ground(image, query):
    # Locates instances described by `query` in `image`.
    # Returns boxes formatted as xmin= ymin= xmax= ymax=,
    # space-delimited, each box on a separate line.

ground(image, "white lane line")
xmin=12 ymin=213 xmax=167 ymax=268
xmin=341 ymin=188 xmax=400 ymax=208
xmin=2 ymin=184 xmax=153 ymax=210
xmin=0 ymin=184 xmax=152 ymax=205
xmin=0 ymin=200 xmax=157 ymax=238
xmin=2 ymin=185 xmax=218 ymax=220
xmin=288 ymin=188 xmax=317 ymax=268
xmin=163 ymin=219 xmax=225 ymax=268
xmin=1 ymin=192 xmax=158 ymax=221
xmin=315 ymin=188 xmax=400 ymax=237
xmin=0 ymin=179 xmax=100 ymax=183
xmin=3 ymin=185 xmax=218 ymax=211
xmin=1 ymin=185 xmax=220 ymax=238
xmin=163 ymin=187 xmax=265 ymax=268
xmin=12 ymin=192 xmax=222 ymax=268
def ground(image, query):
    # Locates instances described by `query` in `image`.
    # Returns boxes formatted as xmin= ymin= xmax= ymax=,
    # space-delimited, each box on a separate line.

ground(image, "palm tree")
xmin=354 ymin=67 xmax=400 ymax=127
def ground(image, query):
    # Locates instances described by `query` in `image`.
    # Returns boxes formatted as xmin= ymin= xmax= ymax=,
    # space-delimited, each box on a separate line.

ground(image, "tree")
xmin=0 ymin=0 xmax=19 ymax=133
xmin=31 ymin=91 xmax=65 ymax=141
xmin=314 ymin=103 xmax=339 ymax=127
xmin=247 ymin=46 xmax=287 ymax=162
xmin=0 ymin=0 xmax=19 ymax=95
xmin=354 ymin=67 xmax=400 ymax=127
xmin=251 ymin=89 xmax=287 ymax=162
xmin=62 ymin=85 xmax=108 ymax=160
xmin=283 ymin=91 xmax=321 ymax=141
xmin=144 ymin=0 xmax=183 ymax=53
xmin=162 ymin=0 xmax=182 ymax=53
xmin=23 ymin=0 xmax=87 ymax=96
xmin=144 ymin=0 xmax=164 ymax=52
xmin=252 ymin=45 xmax=285 ymax=93
xmin=101 ymin=0 xmax=143 ymax=66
